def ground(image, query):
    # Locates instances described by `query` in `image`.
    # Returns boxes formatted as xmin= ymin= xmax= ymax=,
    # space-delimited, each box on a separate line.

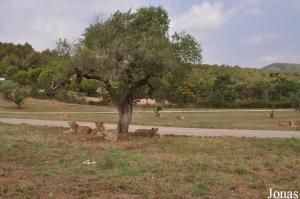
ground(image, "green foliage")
xmin=0 ymin=81 xmax=14 ymax=100
xmin=23 ymin=52 xmax=44 ymax=68
xmin=211 ymin=74 xmax=236 ymax=102
xmin=275 ymin=79 xmax=300 ymax=97
xmin=52 ymin=89 xmax=73 ymax=103
xmin=289 ymin=91 xmax=300 ymax=111
xmin=263 ymin=63 xmax=300 ymax=73
xmin=154 ymin=64 xmax=300 ymax=108
xmin=97 ymin=88 xmax=111 ymax=105
xmin=53 ymin=38 xmax=73 ymax=57
xmin=27 ymin=68 xmax=42 ymax=84
xmin=0 ymin=42 xmax=68 ymax=95
xmin=154 ymin=104 xmax=163 ymax=113
xmin=6 ymin=65 xmax=19 ymax=79
xmin=37 ymin=68 xmax=58 ymax=97
xmin=0 ymin=81 xmax=28 ymax=108
xmin=13 ymin=70 xmax=30 ymax=85
xmin=171 ymin=32 xmax=202 ymax=64
xmin=79 ymin=78 xmax=97 ymax=96
xmin=177 ymin=80 xmax=197 ymax=104
xmin=251 ymin=81 xmax=270 ymax=100
xmin=0 ymin=42 xmax=57 ymax=74
xmin=77 ymin=7 xmax=175 ymax=103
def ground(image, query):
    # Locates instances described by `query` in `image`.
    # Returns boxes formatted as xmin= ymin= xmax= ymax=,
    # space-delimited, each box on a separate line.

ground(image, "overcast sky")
xmin=1 ymin=0 xmax=299 ymax=67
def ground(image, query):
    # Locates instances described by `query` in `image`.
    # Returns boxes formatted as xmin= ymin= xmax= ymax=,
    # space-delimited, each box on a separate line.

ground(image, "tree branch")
xmin=50 ymin=72 xmax=73 ymax=90
xmin=82 ymin=73 xmax=121 ymax=105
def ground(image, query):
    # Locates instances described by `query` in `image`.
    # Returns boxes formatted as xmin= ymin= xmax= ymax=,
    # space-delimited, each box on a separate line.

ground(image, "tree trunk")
xmin=117 ymin=101 xmax=133 ymax=134
xmin=17 ymin=103 xmax=21 ymax=109
xmin=270 ymin=103 xmax=274 ymax=118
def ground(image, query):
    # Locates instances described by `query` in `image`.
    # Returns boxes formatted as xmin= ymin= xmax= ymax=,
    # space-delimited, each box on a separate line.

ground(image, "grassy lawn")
xmin=1 ymin=98 xmax=300 ymax=131
xmin=0 ymin=124 xmax=299 ymax=198
xmin=0 ymin=98 xmax=116 ymax=112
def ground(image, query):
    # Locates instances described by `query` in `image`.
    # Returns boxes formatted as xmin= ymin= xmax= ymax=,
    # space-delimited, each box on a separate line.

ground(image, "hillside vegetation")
xmin=1 ymin=43 xmax=300 ymax=109
xmin=263 ymin=63 xmax=300 ymax=73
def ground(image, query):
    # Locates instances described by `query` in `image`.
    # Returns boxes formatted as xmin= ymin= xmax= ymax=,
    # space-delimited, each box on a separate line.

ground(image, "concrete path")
xmin=0 ymin=118 xmax=299 ymax=138
xmin=0 ymin=109 xmax=292 ymax=114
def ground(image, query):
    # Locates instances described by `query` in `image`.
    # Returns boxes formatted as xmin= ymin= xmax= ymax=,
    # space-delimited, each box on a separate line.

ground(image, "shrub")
xmin=0 ymin=81 xmax=28 ymax=108
xmin=289 ymin=91 xmax=300 ymax=111
xmin=79 ymin=79 xmax=97 ymax=96
xmin=53 ymin=89 xmax=75 ymax=103
xmin=195 ymin=99 xmax=292 ymax=108
xmin=154 ymin=104 xmax=163 ymax=113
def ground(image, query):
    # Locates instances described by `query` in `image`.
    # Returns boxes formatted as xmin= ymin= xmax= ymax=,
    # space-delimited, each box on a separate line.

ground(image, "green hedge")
xmin=195 ymin=99 xmax=292 ymax=108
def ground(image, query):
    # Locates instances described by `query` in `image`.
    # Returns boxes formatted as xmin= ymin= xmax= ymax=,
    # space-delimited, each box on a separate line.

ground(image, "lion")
xmin=90 ymin=121 xmax=106 ymax=136
xmin=61 ymin=113 xmax=71 ymax=121
xmin=278 ymin=120 xmax=297 ymax=127
xmin=289 ymin=120 xmax=297 ymax=127
xmin=154 ymin=112 xmax=160 ymax=118
xmin=133 ymin=128 xmax=159 ymax=137
xmin=176 ymin=115 xmax=184 ymax=120
xmin=64 ymin=121 xmax=92 ymax=134
xmin=95 ymin=121 xmax=106 ymax=132
xmin=102 ymin=129 xmax=118 ymax=141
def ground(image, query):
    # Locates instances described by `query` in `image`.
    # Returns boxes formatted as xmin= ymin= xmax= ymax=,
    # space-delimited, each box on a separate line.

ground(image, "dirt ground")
xmin=0 ymin=124 xmax=299 ymax=198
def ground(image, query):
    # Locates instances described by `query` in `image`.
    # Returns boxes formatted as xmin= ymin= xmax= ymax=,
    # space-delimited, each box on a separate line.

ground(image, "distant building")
xmin=136 ymin=98 xmax=172 ymax=105
xmin=136 ymin=98 xmax=157 ymax=105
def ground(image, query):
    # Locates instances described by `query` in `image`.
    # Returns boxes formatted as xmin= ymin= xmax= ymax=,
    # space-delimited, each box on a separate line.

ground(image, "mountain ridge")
xmin=262 ymin=63 xmax=300 ymax=72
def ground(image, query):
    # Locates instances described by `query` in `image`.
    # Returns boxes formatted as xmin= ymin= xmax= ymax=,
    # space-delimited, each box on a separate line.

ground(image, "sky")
xmin=0 ymin=0 xmax=299 ymax=68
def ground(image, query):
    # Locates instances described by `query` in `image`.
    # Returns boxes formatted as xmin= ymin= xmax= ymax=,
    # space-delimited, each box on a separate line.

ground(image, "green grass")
xmin=0 ymin=124 xmax=299 ymax=198
xmin=1 ymin=98 xmax=300 ymax=131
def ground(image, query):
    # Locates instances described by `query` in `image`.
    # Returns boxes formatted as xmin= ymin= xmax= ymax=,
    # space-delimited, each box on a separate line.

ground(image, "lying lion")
xmin=91 ymin=121 xmax=106 ymax=136
xmin=64 ymin=121 xmax=92 ymax=134
xmin=64 ymin=121 xmax=121 ymax=141
xmin=91 ymin=121 xmax=118 ymax=141
xmin=102 ymin=129 xmax=118 ymax=141
xmin=278 ymin=120 xmax=297 ymax=127
xmin=61 ymin=113 xmax=71 ymax=121
xmin=133 ymin=128 xmax=159 ymax=137
xmin=176 ymin=115 xmax=184 ymax=120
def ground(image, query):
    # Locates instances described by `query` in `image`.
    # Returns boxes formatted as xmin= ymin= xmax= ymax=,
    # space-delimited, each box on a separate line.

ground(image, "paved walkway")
xmin=0 ymin=118 xmax=299 ymax=138
xmin=0 ymin=109 xmax=292 ymax=114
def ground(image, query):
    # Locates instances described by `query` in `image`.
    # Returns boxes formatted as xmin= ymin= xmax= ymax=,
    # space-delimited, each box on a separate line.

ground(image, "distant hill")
xmin=263 ymin=63 xmax=300 ymax=73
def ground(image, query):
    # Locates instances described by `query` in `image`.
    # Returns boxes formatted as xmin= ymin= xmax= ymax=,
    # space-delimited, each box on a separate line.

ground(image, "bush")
xmin=79 ymin=79 xmax=97 ymax=96
xmin=154 ymin=104 xmax=163 ymax=113
xmin=0 ymin=81 xmax=28 ymax=108
xmin=195 ymin=99 xmax=292 ymax=108
xmin=53 ymin=89 xmax=76 ymax=103
xmin=290 ymin=91 xmax=300 ymax=111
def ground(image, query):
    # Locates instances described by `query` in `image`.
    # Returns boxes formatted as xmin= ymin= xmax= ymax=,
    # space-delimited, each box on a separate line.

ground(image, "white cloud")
xmin=0 ymin=0 xmax=145 ymax=51
xmin=260 ymin=54 xmax=300 ymax=64
xmin=171 ymin=1 xmax=235 ymax=35
xmin=170 ymin=1 xmax=237 ymax=65
xmin=1 ymin=0 xmax=236 ymax=54
xmin=245 ymin=0 xmax=262 ymax=15
xmin=242 ymin=34 xmax=282 ymax=46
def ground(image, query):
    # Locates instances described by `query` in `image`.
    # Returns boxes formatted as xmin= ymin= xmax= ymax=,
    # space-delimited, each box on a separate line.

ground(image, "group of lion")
xmin=64 ymin=121 xmax=159 ymax=141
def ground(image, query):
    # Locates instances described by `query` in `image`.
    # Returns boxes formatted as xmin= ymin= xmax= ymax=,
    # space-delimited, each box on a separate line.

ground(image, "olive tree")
xmin=60 ymin=7 xmax=201 ymax=133
xmin=0 ymin=81 xmax=28 ymax=108
xmin=290 ymin=91 xmax=300 ymax=112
